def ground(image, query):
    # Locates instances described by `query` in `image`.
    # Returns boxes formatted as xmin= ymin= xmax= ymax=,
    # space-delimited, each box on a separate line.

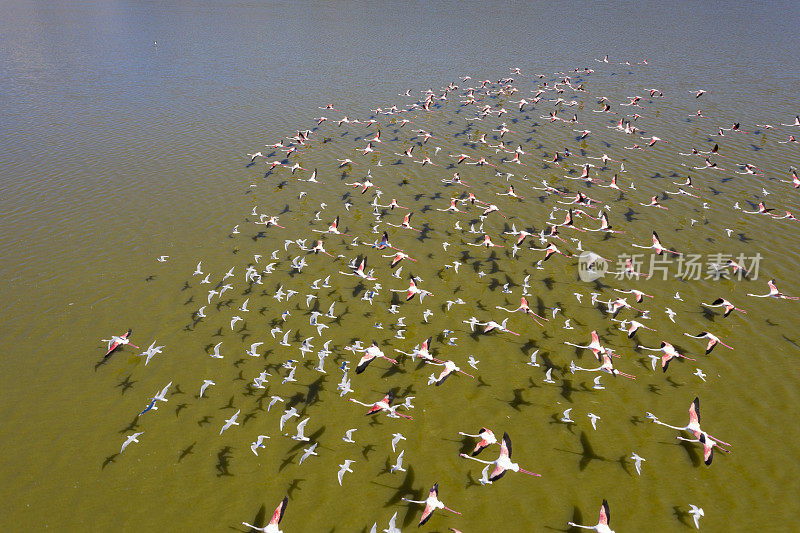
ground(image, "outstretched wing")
xmin=689 ymin=397 xmax=700 ymax=427
xmin=269 ymin=496 xmax=288 ymax=526
xmin=501 ymin=432 xmax=512 ymax=458
xmin=599 ymin=499 xmax=610 ymax=526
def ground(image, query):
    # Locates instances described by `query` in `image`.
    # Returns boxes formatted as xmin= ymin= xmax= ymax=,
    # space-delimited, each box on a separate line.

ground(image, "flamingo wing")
xmin=418 ymin=501 xmax=436 ymax=526
xmin=434 ymin=368 xmax=453 ymax=386
xmin=700 ymin=434 xmax=714 ymax=465
xmin=500 ymin=432 xmax=512 ymax=458
xmin=705 ymin=339 xmax=716 ymax=354
xmin=488 ymin=463 xmax=507 ymax=481
xmin=472 ymin=439 xmax=490 ymax=456
xmin=269 ymin=496 xmax=288 ymax=526
xmin=355 ymin=355 xmax=373 ymax=374
xmin=689 ymin=397 xmax=700 ymax=427
xmin=104 ymin=331 xmax=130 ymax=358
xmin=104 ymin=341 xmax=121 ymax=358
xmin=599 ymin=499 xmax=610 ymax=526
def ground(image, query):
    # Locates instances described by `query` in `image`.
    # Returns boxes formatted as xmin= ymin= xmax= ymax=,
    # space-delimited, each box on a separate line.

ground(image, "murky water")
xmin=2 ymin=1 xmax=800 ymax=531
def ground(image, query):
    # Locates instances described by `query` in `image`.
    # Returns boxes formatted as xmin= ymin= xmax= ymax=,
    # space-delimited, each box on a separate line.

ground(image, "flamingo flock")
xmin=98 ymin=55 xmax=800 ymax=530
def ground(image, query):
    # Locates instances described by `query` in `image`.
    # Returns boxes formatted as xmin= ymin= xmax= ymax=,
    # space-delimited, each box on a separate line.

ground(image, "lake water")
xmin=2 ymin=1 xmax=800 ymax=531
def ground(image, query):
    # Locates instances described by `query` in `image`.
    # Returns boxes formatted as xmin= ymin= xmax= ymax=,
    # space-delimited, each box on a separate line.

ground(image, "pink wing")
xmin=599 ymin=499 xmax=610 ymax=526
xmin=269 ymin=496 xmax=288 ymax=526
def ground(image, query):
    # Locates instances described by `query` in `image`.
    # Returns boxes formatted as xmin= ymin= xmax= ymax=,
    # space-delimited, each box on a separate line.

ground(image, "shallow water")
xmin=2 ymin=1 xmax=800 ymax=531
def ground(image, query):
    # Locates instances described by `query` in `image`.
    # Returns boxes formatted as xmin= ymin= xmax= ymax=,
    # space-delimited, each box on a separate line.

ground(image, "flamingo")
xmin=631 ymin=231 xmax=680 ymax=255
xmin=677 ymin=432 xmax=731 ymax=465
xmin=355 ymin=341 xmax=398 ymax=374
xmin=646 ymin=397 xmax=731 ymax=447
xmin=584 ymin=212 xmax=624 ymax=233
xmin=386 ymin=212 xmax=421 ymax=232
xmin=638 ymin=342 xmax=696 ymax=372
xmin=340 ymin=257 xmax=376 ymax=281
xmin=390 ymin=277 xmax=432 ymax=301
xmin=701 ymin=298 xmax=746 ymax=317
xmin=458 ymin=427 xmax=498 ymax=456
xmin=350 ymin=391 xmax=412 ymax=420
xmin=428 ymin=359 xmax=474 ymax=385
xmin=476 ymin=318 xmax=519 ymax=336
xmin=102 ymin=329 xmax=139 ymax=358
xmin=313 ymin=216 xmax=351 ymax=236
xmin=570 ymin=353 xmax=635 ymax=379
xmin=564 ymin=330 xmax=606 ymax=360
xmin=746 ymin=279 xmax=798 ymax=300
xmin=242 ymin=496 xmax=288 ymax=533
xmin=683 ymin=332 xmax=733 ymax=354
xmin=459 ymin=432 xmax=541 ymax=482
xmin=402 ymin=483 xmax=461 ymax=526
xmin=567 ymin=500 xmax=614 ymax=532
xmin=530 ymin=242 xmax=571 ymax=261
xmin=496 ymin=296 xmax=548 ymax=325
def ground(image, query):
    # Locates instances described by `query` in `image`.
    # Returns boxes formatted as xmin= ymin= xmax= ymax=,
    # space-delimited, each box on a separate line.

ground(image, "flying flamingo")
xmin=746 ymin=279 xmax=798 ymax=300
xmin=313 ymin=216 xmax=351 ymax=236
xmin=355 ymin=341 xmax=399 ymax=373
xmin=613 ymin=288 xmax=653 ymax=303
xmin=350 ymin=391 xmax=413 ymax=420
xmin=459 ymin=432 xmax=541 ymax=482
xmin=383 ymin=251 xmax=416 ymax=267
xmin=701 ymin=298 xmax=746 ymax=317
xmin=530 ymin=242 xmax=571 ymax=261
xmin=615 ymin=319 xmax=656 ymax=338
xmin=683 ymin=332 xmax=733 ymax=354
xmin=584 ymin=212 xmax=624 ymax=233
xmin=638 ymin=341 xmax=695 ymax=372
xmin=340 ymin=257 xmax=376 ymax=281
xmin=402 ymin=483 xmax=461 ymax=526
xmin=564 ymin=330 xmax=606 ymax=360
xmin=428 ymin=359 xmax=475 ymax=385
xmin=390 ymin=277 xmax=432 ymax=301
xmin=395 ymin=336 xmax=436 ymax=363
xmin=242 ymin=496 xmax=288 ymax=533
xmin=631 ymin=231 xmax=681 ymax=255
xmin=676 ymin=432 xmax=731 ymax=465
xmin=386 ymin=212 xmax=421 ymax=232
xmin=102 ymin=329 xmax=139 ymax=358
xmin=570 ymin=353 xmax=636 ymax=379
xmin=476 ymin=318 xmax=520 ymax=336
xmin=458 ymin=427 xmax=498 ymax=456
xmin=567 ymin=500 xmax=614 ymax=532
xmin=467 ymin=234 xmax=504 ymax=248
xmin=646 ymin=397 xmax=731 ymax=448
xmin=496 ymin=296 xmax=548 ymax=325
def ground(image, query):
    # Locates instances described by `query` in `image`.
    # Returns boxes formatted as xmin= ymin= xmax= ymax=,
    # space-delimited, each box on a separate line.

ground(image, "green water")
xmin=2 ymin=2 xmax=800 ymax=532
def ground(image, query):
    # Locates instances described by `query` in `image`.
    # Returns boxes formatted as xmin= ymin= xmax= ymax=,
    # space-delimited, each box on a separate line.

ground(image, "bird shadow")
xmin=101 ymin=453 xmax=118 ymax=469
xmin=286 ymin=477 xmax=304 ymax=498
xmin=507 ymin=388 xmax=531 ymax=411
xmin=178 ymin=442 xmax=196 ymax=463
xmin=216 ymin=446 xmax=234 ymax=476
xmin=562 ymin=431 xmax=606 ymax=470
xmin=673 ymin=505 xmax=692 ymax=527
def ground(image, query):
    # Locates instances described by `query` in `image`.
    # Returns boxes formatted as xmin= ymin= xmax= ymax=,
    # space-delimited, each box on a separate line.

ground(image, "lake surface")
xmin=2 ymin=1 xmax=800 ymax=531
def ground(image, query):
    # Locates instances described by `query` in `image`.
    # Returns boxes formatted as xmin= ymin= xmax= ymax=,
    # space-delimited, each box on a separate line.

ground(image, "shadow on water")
xmin=216 ymin=446 xmax=233 ymax=476
xmin=178 ymin=442 xmax=195 ymax=462
xmin=101 ymin=453 xmax=118 ymax=469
